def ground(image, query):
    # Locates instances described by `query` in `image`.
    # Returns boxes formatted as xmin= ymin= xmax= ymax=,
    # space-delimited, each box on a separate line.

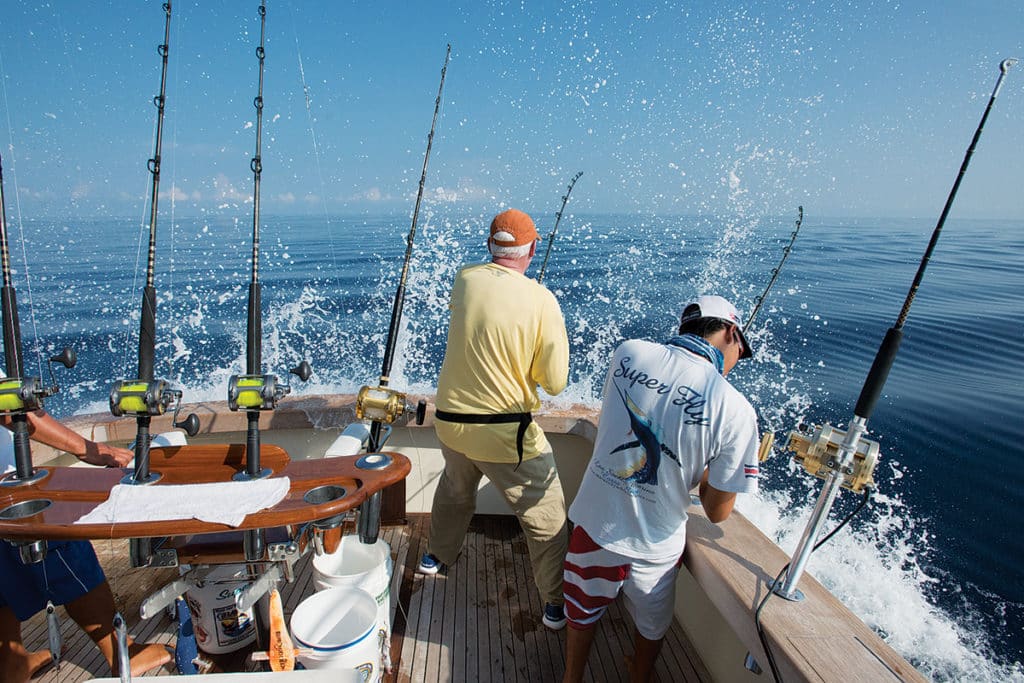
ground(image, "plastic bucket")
xmin=312 ymin=535 xmax=392 ymax=638
xmin=290 ymin=586 xmax=382 ymax=680
xmin=184 ymin=564 xmax=256 ymax=654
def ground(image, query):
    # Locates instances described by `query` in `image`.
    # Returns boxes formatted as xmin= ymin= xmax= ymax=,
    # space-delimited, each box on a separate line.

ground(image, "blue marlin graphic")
xmin=610 ymin=387 xmax=676 ymax=485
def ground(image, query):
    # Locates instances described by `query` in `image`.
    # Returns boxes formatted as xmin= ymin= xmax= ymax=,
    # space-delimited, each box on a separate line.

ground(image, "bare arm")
xmin=1 ymin=410 xmax=132 ymax=467
xmin=698 ymin=468 xmax=737 ymax=523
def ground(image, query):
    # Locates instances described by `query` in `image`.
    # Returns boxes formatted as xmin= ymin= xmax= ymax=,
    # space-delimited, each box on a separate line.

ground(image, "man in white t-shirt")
xmin=562 ymin=295 xmax=760 ymax=682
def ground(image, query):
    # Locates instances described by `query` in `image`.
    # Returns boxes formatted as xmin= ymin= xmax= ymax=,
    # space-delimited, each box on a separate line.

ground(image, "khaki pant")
xmin=427 ymin=442 xmax=569 ymax=606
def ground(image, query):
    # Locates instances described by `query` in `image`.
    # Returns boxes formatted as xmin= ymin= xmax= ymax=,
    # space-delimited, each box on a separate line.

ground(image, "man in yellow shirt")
xmin=419 ymin=208 xmax=571 ymax=630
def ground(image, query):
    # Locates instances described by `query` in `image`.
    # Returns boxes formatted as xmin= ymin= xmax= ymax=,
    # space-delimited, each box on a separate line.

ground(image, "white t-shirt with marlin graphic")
xmin=569 ymin=338 xmax=760 ymax=562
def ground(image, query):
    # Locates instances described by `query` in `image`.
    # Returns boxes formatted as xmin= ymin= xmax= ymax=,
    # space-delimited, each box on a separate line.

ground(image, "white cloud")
xmin=212 ymin=173 xmax=249 ymax=201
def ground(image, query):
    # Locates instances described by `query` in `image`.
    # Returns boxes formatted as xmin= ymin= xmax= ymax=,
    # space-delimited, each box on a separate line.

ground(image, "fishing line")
xmin=162 ymin=5 xmax=186 ymax=380
xmin=287 ymin=7 xmax=343 ymax=281
xmin=744 ymin=206 xmax=802 ymax=336
xmin=536 ymin=170 xmax=583 ymax=284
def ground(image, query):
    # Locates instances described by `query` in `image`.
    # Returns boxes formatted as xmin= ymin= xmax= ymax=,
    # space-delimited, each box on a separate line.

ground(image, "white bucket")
xmin=290 ymin=586 xmax=382 ymax=680
xmin=312 ymin=535 xmax=392 ymax=639
xmin=184 ymin=564 xmax=256 ymax=655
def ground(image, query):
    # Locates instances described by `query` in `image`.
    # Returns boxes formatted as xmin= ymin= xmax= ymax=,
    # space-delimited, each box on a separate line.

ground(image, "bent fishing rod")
xmin=753 ymin=57 xmax=1017 ymax=683
xmin=744 ymin=205 xmax=803 ymax=335
xmin=536 ymin=170 xmax=583 ymax=284
xmin=226 ymin=0 xmax=311 ymax=506
xmin=109 ymin=0 xmax=197 ymax=493
xmin=353 ymin=45 xmax=450 ymax=543
xmin=0 ymin=153 xmax=77 ymax=500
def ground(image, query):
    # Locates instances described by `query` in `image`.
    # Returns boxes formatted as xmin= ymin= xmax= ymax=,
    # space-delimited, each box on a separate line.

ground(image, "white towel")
xmin=75 ymin=477 xmax=291 ymax=528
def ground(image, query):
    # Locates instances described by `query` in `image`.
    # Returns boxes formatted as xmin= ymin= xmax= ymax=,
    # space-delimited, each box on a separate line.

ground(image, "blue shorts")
xmin=0 ymin=539 xmax=105 ymax=621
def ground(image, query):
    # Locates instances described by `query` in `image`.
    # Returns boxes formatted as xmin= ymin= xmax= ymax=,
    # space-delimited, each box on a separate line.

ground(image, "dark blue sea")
xmin=7 ymin=211 xmax=1023 ymax=681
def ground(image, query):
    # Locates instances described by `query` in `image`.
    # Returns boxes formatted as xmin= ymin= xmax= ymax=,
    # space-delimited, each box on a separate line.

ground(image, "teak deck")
xmin=22 ymin=514 xmax=709 ymax=682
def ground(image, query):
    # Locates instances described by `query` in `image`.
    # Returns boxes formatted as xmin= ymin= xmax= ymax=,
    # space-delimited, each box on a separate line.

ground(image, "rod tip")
xmin=1001 ymin=58 xmax=1019 ymax=73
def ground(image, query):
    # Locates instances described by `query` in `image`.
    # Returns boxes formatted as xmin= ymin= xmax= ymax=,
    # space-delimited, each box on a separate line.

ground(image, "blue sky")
xmin=0 ymin=1 xmax=1021 ymax=220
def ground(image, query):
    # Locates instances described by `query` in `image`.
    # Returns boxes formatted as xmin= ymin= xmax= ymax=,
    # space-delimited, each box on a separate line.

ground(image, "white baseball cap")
xmin=679 ymin=295 xmax=752 ymax=359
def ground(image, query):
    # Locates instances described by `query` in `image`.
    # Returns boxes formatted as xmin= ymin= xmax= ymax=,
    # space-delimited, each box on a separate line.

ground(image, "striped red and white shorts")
xmin=562 ymin=525 xmax=680 ymax=640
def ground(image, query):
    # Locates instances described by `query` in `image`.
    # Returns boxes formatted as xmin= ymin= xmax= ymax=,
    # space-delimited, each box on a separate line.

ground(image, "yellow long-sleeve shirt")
xmin=434 ymin=263 xmax=569 ymax=463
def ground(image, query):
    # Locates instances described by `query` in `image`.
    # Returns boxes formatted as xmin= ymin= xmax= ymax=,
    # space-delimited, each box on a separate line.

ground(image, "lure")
xmin=267 ymin=589 xmax=295 ymax=672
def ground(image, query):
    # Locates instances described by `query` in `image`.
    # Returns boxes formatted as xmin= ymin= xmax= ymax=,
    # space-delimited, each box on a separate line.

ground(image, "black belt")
xmin=434 ymin=409 xmax=533 ymax=467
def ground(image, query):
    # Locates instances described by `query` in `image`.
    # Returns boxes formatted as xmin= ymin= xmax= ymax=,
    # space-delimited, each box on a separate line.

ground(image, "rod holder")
xmin=358 ymin=492 xmax=383 ymax=545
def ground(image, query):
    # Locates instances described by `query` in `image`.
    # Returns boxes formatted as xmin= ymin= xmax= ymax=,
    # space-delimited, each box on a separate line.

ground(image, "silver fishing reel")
xmin=0 ymin=348 xmax=77 ymax=414
xmin=785 ymin=423 xmax=879 ymax=493
xmin=110 ymin=379 xmax=177 ymax=416
xmin=227 ymin=374 xmax=287 ymax=411
xmin=110 ymin=378 xmax=199 ymax=435
xmin=227 ymin=361 xmax=312 ymax=412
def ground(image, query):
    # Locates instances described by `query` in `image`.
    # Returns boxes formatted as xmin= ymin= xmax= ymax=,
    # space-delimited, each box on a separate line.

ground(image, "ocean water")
xmin=5 ymin=211 xmax=1023 ymax=681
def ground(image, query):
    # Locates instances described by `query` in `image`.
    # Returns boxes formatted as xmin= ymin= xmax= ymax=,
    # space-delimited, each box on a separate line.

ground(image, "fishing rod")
xmin=743 ymin=57 xmax=1018 ymax=683
xmin=108 ymin=0 xmax=197 ymax=491
xmin=744 ymin=206 xmax=803 ymax=335
xmin=749 ymin=61 xmax=1018 ymax=682
xmin=226 ymin=0 xmax=311 ymax=503
xmin=536 ymin=170 xmax=583 ymax=284
xmin=354 ymin=45 xmax=450 ymax=543
xmin=107 ymin=0 xmax=197 ymax=569
xmin=0 ymin=153 xmax=77 ymax=494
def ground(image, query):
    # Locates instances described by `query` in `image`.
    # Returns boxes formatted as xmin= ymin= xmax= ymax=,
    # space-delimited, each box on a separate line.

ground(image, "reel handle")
xmin=173 ymin=412 xmax=200 ymax=437
xmin=49 ymin=347 xmax=76 ymax=369
xmin=290 ymin=360 xmax=312 ymax=382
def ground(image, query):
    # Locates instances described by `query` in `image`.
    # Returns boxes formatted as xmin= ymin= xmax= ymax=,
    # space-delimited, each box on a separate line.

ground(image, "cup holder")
xmin=304 ymin=485 xmax=347 ymax=505
xmin=305 ymin=485 xmax=348 ymax=531
xmin=0 ymin=498 xmax=53 ymax=520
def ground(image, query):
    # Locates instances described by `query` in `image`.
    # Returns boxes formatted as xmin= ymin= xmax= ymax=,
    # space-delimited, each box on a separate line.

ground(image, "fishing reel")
xmin=227 ymin=362 xmax=312 ymax=412
xmin=110 ymin=378 xmax=200 ymax=435
xmin=227 ymin=374 xmax=288 ymax=411
xmin=356 ymin=385 xmax=427 ymax=425
xmin=785 ymin=423 xmax=879 ymax=493
xmin=0 ymin=348 xmax=77 ymax=414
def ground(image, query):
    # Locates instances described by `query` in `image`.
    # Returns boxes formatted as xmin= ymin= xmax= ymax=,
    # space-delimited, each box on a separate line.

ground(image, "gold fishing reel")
xmin=356 ymin=386 xmax=407 ymax=423
xmin=356 ymin=385 xmax=427 ymax=425
xmin=785 ymin=423 xmax=879 ymax=493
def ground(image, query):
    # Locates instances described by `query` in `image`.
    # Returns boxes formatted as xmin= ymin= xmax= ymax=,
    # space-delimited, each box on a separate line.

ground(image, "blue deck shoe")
xmin=417 ymin=552 xmax=442 ymax=575
xmin=542 ymin=602 xmax=566 ymax=630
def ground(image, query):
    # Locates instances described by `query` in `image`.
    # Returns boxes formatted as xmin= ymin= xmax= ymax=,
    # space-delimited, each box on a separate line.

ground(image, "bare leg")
xmin=628 ymin=630 xmax=664 ymax=683
xmin=563 ymin=624 xmax=598 ymax=683
xmin=0 ymin=606 xmax=53 ymax=683
xmin=63 ymin=581 xmax=171 ymax=676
